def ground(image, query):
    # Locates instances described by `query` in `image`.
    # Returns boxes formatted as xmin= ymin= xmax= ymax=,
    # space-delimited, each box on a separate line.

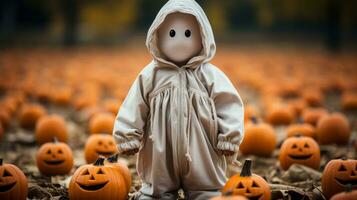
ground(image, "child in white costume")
xmin=113 ymin=0 xmax=244 ymax=199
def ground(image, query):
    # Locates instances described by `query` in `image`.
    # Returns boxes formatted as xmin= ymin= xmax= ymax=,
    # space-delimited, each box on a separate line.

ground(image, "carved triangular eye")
xmin=58 ymin=149 xmax=63 ymax=154
xmin=47 ymin=149 xmax=52 ymax=154
xmin=97 ymin=168 xmax=105 ymax=174
xmin=304 ymin=143 xmax=309 ymax=148
xmin=3 ymin=169 xmax=12 ymax=177
xmin=236 ymin=182 xmax=244 ymax=189
xmin=338 ymin=165 xmax=347 ymax=171
xmin=82 ymin=169 xmax=90 ymax=175
xmin=252 ymin=181 xmax=259 ymax=188
xmin=292 ymin=144 xmax=298 ymax=149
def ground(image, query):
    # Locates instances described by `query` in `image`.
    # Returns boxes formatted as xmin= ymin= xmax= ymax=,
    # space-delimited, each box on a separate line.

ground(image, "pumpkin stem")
xmin=107 ymin=153 xmax=119 ymax=163
xmin=93 ymin=156 xmax=105 ymax=166
xmin=0 ymin=158 xmax=2 ymax=166
xmin=250 ymin=116 xmax=258 ymax=124
xmin=53 ymin=137 xmax=59 ymax=143
xmin=240 ymin=159 xmax=252 ymax=177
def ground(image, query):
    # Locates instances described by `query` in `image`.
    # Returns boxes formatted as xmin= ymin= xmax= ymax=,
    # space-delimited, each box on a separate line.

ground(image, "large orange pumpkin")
xmin=36 ymin=138 xmax=73 ymax=176
xmin=35 ymin=115 xmax=68 ymax=145
xmin=18 ymin=104 xmax=47 ymax=129
xmin=316 ymin=113 xmax=350 ymax=145
xmin=89 ymin=112 xmax=115 ymax=135
xmin=222 ymin=160 xmax=271 ymax=200
xmin=0 ymin=158 xmax=28 ymax=200
xmin=84 ymin=134 xmax=118 ymax=163
xmin=239 ymin=117 xmax=276 ymax=157
xmin=105 ymin=154 xmax=131 ymax=194
xmin=322 ymin=159 xmax=357 ymax=199
xmin=69 ymin=157 xmax=128 ymax=200
xmin=279 ymin=135 xmax=320 ymax=170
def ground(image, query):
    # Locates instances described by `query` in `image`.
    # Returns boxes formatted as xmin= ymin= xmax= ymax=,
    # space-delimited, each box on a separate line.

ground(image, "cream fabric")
xmin=113 ymin=0 xmax=244 ymax=199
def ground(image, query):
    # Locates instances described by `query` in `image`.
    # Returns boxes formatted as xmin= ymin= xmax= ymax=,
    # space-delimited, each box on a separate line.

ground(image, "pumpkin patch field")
xmin=0 ymin=47 xmax=356 ymax=200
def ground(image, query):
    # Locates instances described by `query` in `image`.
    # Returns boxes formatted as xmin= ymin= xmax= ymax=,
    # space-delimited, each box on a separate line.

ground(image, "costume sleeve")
xmin=113 ymin=74 xmax=150 ymax=153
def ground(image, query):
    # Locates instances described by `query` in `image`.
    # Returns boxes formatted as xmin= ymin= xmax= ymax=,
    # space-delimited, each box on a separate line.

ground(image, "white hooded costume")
xmin=113 ymin=0 xmax=244 ymax=199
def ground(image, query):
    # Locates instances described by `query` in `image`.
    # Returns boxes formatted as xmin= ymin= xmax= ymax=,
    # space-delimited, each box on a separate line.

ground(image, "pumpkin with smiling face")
xmin=69 ymin=157 xmax=127 ymax=200
xmin=322 ymin=159 xmax=357 ymax=199
xmin=105 ymin=154 xmax=131 ymax=194
xmin=0 ymin=159 xmax=28 ymax=200
xmin=222 ymin=160 xmax=271 ymax=200
xmin=36 ymin=138 xmax=73 ymax=176
xmin=279 ymin=136 xmax=320 ymax=170
xmin=85 ymin=134 xmax=118 ymax=163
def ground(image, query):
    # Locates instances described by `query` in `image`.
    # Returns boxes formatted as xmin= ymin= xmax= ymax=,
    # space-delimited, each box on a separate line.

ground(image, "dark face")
xmin=333 ymin=162 xmax=357 ymax=187
xmin=0 ymin=167 xmax=17 ymax=192
xmin=94 ymin=138 xmax=116 ymax=157
xmin=76 ymin=167 xmax=109 ymax=191
xmin=232 ymin=177 xmax=268 ymax=200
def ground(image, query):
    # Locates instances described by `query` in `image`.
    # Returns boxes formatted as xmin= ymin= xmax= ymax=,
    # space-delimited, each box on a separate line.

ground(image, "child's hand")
xmin=120 ymin=148 xmax=139 ymax=156
xmin=217 ymin=150 xmax=235 ymax=156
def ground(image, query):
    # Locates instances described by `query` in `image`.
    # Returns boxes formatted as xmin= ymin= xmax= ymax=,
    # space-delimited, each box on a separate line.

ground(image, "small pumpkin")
xmin=105 ymin=154 xmax=131 ymax=194
xmin=222 ymin=159 xmax=271 ymax=200
xmin=35 ymin=114 xmax=68 ymax=145
xmin=341 ymin=92 xmax=357 ymax=111
xmin=0 ymin=158 xmax=28 ymax=200
xmin=286 ymin=120 xmax=316 ymax=139
xmin=0 ymin=109 xmax=11 ymax=129
xmin=89 ymin=112 xmax=115 ymax=135
xmin=316 ymin=113 xmax=350 ymax=145
xmin=330 ymin=185 xmax=357 ymax=200
xmin=239 ymin=117 xmax=276 ymax=157
xmin=18 ymin=104 xmax=47 ymax=129
xmin=279 ymin=135 xmax=320 ymax=170
xmin=322 ymin=159 xmax=357 ymax=199
xmin=301 ymin=108 xmax=327 ymax=126
xmin=211 ymin=191 xmax=248 ymax=200
xmin=69 ymin=157 xmax=127 ymax=200
xmin=84 ymin=134 xmax=118 ymax=163
xmin=52 ymin=87 xmax=72 ymax=106
xmin=102 ymin=99 xmax=121 ymax=116
xmin=266 ymin=103 xmax=295 ymax=126
xmin=36 ymin=138 xmax=73 ymax=176
xmin=302 ymin=88 xmax=324 ymax=107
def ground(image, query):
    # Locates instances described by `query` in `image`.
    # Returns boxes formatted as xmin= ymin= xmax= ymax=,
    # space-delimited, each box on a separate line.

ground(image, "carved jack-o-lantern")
xmin=0 ymin=159 xmax=28 ymax=200
xmin=222 ymin=160 xmax=271 ymax=200
xmin=84 ymin=134 xmax=118 ymax=163
xmin=322 ymin=159 xmax=357 ymax=199
xmin=279 ymin=136 xmax=320 ymax=170
xmin=69 ymin=157 xmax=128 ymax=200
xmin=105 ymin=154 xmax=131 ymax=194
xmin=36 ymin=138 xmax=73 ymax=176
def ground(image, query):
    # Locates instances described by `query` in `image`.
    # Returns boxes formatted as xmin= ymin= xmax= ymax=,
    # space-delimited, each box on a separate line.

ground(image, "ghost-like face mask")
xmin=157 ymin=12 xmax=203 ymax=66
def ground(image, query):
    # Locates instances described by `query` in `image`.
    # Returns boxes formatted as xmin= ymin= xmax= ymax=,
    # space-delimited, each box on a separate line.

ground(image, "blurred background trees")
xmin=0 ymin=0 xmax=356 ymax=50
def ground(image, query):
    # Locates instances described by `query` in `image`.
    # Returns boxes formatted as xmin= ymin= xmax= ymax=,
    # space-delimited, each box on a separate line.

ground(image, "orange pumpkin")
xmin=84 ymin=134 xmax=118 ymax=163
xmin=105 ymin=154 xmax=131 ymax=194
xmin=52 ymin=87 xmax=72 ymax=105
xmin=316 ymin=113 xmax=350 ymax=145
xmin=89 ymin=112 xmax=115 ymax=135
xmin=239 ymin=117 xmax=276 ymax=157
xmin=301 ymin=108 xmax=327 ymax=126
xmin=286 ymin=121 xmax=316 ymax=139
xmin=102 ymin=99 xmax=121 ymax=115
xmin=330 ymin=186 xmax=357 ymax=200
xmin=0 ymin=110 xmax=11 ymax=129
xmin=322 ymin=159 xmax=357 ymax=199
xmin=18 ymin=104 xmax=47 ymax=129
xmin=302 ymin=88 xmax=324 ymax=107
xmin=0 ymin=158 xmax=28 ymax=200
xmin=341 ymin=92 xmax=357 ymax=111
xmin=222 ymin=160 xmax=271 ymax=200
xmin=35 ymin=115 xmax=68 ymax=145
xmin=266 ymin=103 xmax=295 ymax=126
xmin=211 ymin=192 xmax=248 ymax=200
xmin=69 ymin=157 xmax=128 ymax=200
xmin=279 ymin=135 xmax=320 ymax=170
xmin=36 ymin=138 xmax=73 ymax=176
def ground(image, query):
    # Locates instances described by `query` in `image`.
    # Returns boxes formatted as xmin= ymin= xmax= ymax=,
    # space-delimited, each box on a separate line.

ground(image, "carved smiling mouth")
xmin=288 ymin=154 xmax=312 ymax=160
xmin=335 ymin=178 xmax=357 ymax=187
xmin=95 ymin=150 xmax=114 ymax=157
xmin=44 ymin=160 xmax=65 ymax=165
xmin=0 ymin=182 xmax=16 ymax=192
xmin=246 ymin=194 xmax=263 ymax=200
xmin=77 ymin=181 xmax=108 ymax=191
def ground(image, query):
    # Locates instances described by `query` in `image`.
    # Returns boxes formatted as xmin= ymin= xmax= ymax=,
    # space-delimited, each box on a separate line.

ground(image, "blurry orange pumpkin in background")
xmin=89 ymin=112 xmax=115 ymax=135
xmin=18 ymin=104 xmax=47 ymax=130
xmin=35 ymin=115 xmax=68 ymax=145
xmin=316 ymin=113 xmax=350 ymax=145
